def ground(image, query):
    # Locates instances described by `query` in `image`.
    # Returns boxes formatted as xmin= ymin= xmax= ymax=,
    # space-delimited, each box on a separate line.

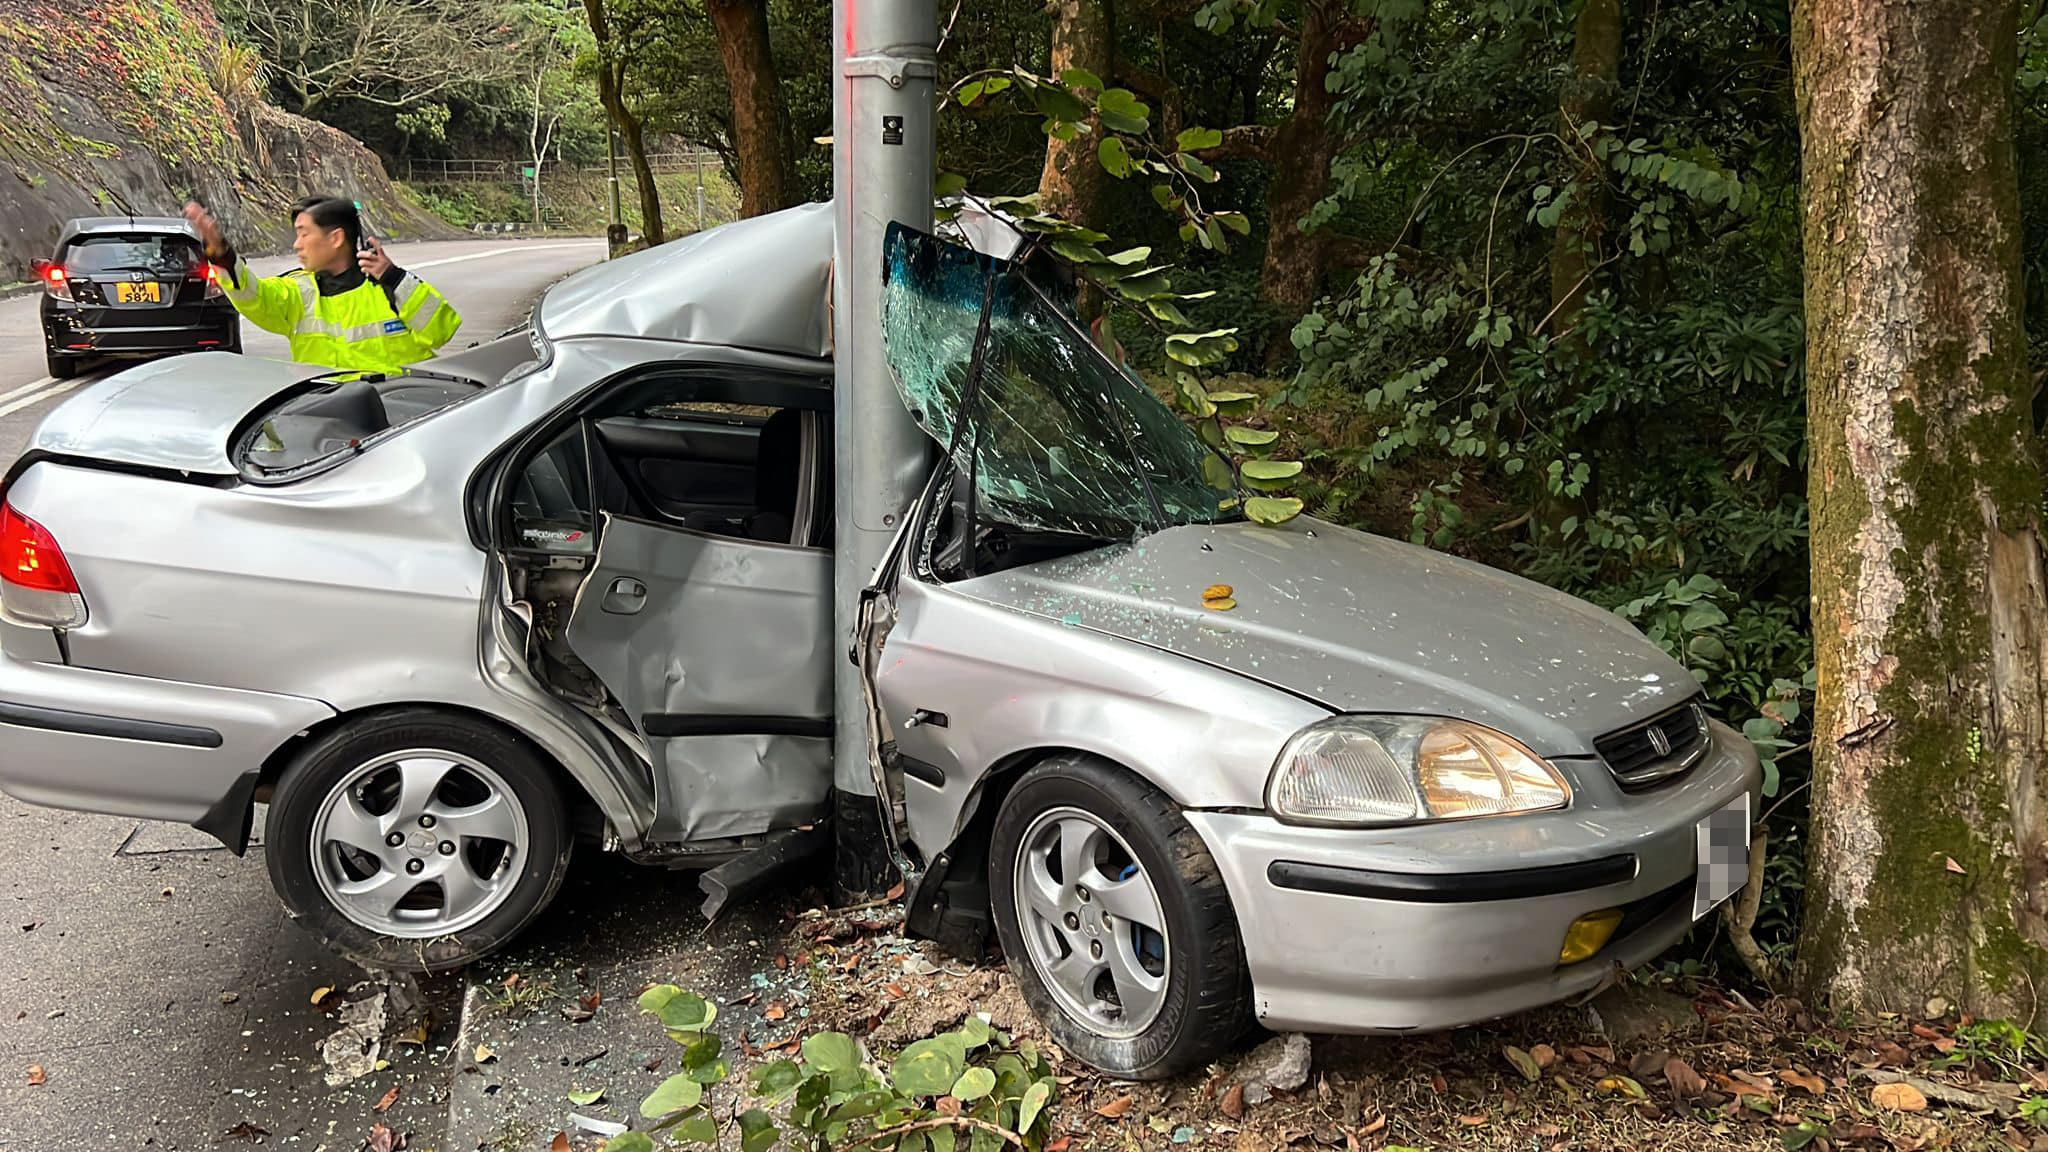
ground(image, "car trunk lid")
xmin=26 ymin=353 xmax=319 ymax=477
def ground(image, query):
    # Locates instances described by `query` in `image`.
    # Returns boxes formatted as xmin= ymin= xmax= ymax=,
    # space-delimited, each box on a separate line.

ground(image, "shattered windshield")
xmin=882 ymin=224 xmax=1238 ymax=539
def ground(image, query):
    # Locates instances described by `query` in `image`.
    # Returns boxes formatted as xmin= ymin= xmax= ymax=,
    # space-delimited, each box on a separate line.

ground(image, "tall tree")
xmin=1038 ymin=0 xmax=1115 ymax=226
xmin=582 ymin=0 xmax=666 ymax=243
xmin=1548 ymin=0 xmax=1621 ymax=346
xmin=705 ymin=0 xmax=799 ymax=216
xmin=227 ymin=0 xmax=525 ymax=116
xmin=1794 ymin=0 xmax=2048 ymax=1018
xmin=1194 ymin=0 xmax=1372 ymax=359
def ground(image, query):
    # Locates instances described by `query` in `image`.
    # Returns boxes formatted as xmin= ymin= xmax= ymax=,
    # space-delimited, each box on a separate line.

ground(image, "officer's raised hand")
xmin=182 ymin=201 xmax=227 ymax=261
xmin=357 ymin=236 xmax=393 ymax=281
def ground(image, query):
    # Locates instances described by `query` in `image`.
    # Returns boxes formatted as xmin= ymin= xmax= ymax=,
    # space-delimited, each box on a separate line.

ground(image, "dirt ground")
xmin=719 ymin=895 xmax=2047 ymax=1152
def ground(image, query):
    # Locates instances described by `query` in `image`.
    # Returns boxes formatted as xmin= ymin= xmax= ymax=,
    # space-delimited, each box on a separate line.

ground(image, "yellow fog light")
xmin=1558 ymin=909 xmax=1624 ymax=966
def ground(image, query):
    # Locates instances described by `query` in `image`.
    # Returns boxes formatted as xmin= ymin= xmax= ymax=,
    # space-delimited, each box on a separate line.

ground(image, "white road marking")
xmin=0 ymin=376 xmax=57 ymax=405
xmin=408 ymin=242 xmax=603 ymax=271
xmin=0 ymin=379 xmax=82 ymax=420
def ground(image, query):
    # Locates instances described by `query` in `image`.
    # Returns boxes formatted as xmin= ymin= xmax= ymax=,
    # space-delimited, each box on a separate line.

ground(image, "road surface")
xmin=0 ymin=237 xmax=605 ymax=454
xmin=0 ymin=236 xmax=608 ymax=1151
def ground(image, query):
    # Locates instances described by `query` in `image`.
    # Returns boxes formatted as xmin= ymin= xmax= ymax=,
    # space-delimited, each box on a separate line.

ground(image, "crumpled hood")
xmin=954 ymin=518 xmax=1699 ymax=757
xmin=27 ymin=352 xmax=317 ymax=476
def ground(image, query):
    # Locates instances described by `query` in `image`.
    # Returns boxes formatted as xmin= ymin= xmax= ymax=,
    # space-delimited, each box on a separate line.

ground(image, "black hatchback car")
xmin=32 ymin=216 xmax=241 ymax=379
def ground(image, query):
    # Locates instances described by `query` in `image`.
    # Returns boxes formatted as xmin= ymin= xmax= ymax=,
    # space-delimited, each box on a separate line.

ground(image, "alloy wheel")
xmin=309 ymin=749 xmax=529 ymax=938
xmin=1012 ymin=806 xmax=1171 ymax=1039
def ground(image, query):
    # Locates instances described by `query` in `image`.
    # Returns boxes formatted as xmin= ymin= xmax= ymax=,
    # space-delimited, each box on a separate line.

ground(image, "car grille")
xmin=1595 ymin=698 xmax=1710 ymax=791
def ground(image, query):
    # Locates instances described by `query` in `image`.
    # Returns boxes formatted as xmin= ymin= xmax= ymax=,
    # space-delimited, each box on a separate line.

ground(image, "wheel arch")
xmin=904 ymin=745 xmax=1131 ymax=958
xmin=226 ymin=701 xmax=611 ymax=853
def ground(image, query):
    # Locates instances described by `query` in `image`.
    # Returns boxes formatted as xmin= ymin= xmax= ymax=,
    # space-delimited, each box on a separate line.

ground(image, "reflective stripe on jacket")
xmin=219 ymin=258 xmax=461 ymax=372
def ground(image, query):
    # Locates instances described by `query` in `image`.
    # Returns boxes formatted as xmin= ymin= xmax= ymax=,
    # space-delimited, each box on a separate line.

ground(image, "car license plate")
xmin=1693 ymin=792 xmax=1751 ymax=920
xmin=114 ymin=281 xmax=161 ymax=304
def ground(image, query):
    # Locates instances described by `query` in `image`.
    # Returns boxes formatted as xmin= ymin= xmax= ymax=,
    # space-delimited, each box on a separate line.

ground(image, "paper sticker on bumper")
xmin=1694 ymin=792 xmax=1751 ymax=921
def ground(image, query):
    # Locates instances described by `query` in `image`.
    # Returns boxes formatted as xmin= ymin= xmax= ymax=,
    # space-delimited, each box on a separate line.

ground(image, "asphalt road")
xmin=0 ymin=237 xmax=605 ymax=454
xmin=0 ymin=236 xmax=608 ymax=1151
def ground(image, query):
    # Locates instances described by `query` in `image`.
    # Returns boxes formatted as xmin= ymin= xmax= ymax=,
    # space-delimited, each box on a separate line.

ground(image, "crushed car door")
xmin=553 ymin=381 xmax=836 ymax=844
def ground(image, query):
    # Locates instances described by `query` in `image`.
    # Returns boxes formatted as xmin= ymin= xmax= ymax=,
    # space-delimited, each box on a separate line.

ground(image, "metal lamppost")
xmin=830 ymin=0 xmax=937 ymax=898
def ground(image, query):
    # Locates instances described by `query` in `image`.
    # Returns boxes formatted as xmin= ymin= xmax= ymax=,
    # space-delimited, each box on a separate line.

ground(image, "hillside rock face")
xmin=0 ymin=0 xmax=452 ymax=281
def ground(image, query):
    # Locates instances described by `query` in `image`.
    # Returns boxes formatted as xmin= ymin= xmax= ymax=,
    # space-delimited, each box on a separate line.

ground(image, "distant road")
xmin=0 ymin=236 xmax=607 ymax=462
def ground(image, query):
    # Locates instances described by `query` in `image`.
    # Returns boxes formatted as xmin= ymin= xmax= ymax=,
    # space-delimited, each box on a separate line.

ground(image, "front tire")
xmin=989 ymin=754 xmax=1253 ymax=1079
xmin=265 ymin=708 xmax=572 ymax=972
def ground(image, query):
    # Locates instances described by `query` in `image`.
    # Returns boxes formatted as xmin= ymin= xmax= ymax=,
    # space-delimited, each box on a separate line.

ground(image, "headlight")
xmin=1267 ymin=716 xmax=1570 ymax=826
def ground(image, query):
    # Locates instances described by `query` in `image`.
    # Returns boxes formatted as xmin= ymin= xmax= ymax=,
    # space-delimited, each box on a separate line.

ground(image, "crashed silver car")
xmin=0 ymin=203 xmax=1758 ymax=1079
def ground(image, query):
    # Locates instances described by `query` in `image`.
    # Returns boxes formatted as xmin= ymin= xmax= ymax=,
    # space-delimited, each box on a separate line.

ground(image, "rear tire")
xmin=44 ymin=353 xmax=77 ymax=380
xmin=265 ymin=707 xmax=572 ymax=972
xmin=989 ymin=754 xmax=1254 ymax=1079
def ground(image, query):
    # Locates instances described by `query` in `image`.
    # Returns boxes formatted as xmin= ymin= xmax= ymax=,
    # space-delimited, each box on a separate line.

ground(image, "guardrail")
xmin=409 ymin=151 xmax=722 ymax=183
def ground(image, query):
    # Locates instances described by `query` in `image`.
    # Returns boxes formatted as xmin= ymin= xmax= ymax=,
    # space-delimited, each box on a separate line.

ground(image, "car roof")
xmin=535 ymin=199 xmax=1025 ymax=361
xmin=58 ymin=216 xmax=201 ymax=246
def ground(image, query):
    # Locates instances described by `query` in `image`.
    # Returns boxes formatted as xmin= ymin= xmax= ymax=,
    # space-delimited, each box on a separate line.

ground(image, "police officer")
xmin=181 ymin=197 xmax=461 ymax=372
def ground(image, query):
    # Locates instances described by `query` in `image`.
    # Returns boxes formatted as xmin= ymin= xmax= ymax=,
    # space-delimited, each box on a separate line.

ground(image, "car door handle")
xmin=602 ymin=577 xmax=648 ymax=614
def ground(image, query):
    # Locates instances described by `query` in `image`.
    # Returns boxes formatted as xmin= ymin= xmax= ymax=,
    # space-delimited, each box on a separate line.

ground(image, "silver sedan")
xmin=0 ymin=203 xmax=1758 ymax=1078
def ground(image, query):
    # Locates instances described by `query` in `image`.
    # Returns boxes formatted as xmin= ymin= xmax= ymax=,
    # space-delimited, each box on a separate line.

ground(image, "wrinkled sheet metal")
xmin=30 ymin=351 xmax=316 ymax=475
xmin=880 ymin=224 xmax=1236 ymax=539
xmin=656 ymin=733 xmax=830 ymax=841
xmin=565 ymin=515 xmax=832 ymax=841
xmin=540 ymin=203 xmax=836 ymax=357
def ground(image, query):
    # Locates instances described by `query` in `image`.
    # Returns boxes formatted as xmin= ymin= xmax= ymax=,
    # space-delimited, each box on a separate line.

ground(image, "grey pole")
xmin=831 ymin=0 xmax=937 ymax=898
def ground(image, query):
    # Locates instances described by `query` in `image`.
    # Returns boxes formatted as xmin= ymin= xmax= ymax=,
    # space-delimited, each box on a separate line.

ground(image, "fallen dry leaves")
xmin=25 ymin=1064 xmax=45 ymax=1087
xmin=1094 ymin=1095 xmax=1134 ymax=1119
xmin=1872 ymin=1081 xmax=1930 ymax=1112
xmin=1663 ymin=1057 xmax=1706 ymax=1098
xmin=549 ymin=1133 xmax=570 ymax=1152
xmin=1221 ymin=1083 xmax=1246 ymax=1119
xmin=365 ymin=1122 xmax=404 ymax=1152
xmin=375 ymin=1084 xmax=400 ymax=1113
xmin=1780 ymin=1068 xmax=1828 ymax=1096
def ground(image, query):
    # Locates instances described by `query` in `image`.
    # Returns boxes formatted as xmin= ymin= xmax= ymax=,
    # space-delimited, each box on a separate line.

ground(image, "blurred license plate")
xmin=1693 ymin=793 xmax=1751 ymax=920
xmin=114 ymin=281 xmax=161 ymax=304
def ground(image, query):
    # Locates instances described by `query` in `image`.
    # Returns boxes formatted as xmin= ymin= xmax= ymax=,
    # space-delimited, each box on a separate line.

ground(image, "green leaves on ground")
xmin=623 ymin=994 xmax=1057 ymax=1150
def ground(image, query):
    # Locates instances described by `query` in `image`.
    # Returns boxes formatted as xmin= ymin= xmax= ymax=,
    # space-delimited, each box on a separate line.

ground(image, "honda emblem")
xmin=1648 ymin=726 xmax=1672 ymax=757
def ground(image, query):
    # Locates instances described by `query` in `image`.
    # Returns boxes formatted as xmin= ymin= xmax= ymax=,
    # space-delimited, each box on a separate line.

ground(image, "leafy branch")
xmin=941 ymin=67 xmax=1302 ymax=525
xmin=604 ymin=987 xmax=1062 ymax=1152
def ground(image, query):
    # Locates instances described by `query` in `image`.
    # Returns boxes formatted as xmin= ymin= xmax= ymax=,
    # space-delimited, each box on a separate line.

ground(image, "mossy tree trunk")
xmin=1038 ymin=0 xmax=1114 ymax=227
xmin=1794 ymin=0 xmax=2048 ymax=1019
xmin=1548 ymin=0 xmax=1622 ymax=349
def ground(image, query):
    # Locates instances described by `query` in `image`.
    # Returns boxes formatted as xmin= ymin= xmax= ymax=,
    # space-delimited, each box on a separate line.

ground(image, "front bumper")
xmin=0 ymin=641 xmax=333 ymax=830
xmin=1187 ymin=721 xmax=1760 ymax=1034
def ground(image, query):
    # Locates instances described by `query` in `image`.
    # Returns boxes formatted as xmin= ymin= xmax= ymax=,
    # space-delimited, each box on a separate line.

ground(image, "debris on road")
xmin=1226 ymin=1032 xmax=1312 ymax=1107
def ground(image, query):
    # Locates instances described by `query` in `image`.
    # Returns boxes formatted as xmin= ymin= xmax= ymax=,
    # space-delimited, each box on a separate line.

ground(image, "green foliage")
xmin=607 ymin=988 xmax=1060 ymax=1152
xmin=946 ymin=66 xmax=1303 ymax=521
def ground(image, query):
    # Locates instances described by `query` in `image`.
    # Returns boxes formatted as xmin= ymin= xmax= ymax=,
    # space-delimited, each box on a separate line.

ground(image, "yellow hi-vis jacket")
xmin=218 ymin=258 xmax=461 ymax=373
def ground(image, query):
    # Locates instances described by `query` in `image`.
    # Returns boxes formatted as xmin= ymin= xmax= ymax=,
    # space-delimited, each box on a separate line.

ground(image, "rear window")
xmin=233 ymin=372 xmax=484 ymax=483
xmin=63 ymin=234 xmax=202 ymax=275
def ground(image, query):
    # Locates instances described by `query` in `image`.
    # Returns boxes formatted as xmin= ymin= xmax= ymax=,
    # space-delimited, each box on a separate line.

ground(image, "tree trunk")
xmin=1549 ymin=0 xmax=1622 ymax=348
xmin=1257 ymin=1 xmax=1345 ymax=363
xmin=1794 ymin=0 xmax=2048 ymax=1021
xmin=618 ymin=103 xmax=665 ymax=244
xmin=581 ymin=0 xmax=664 ymax=244
xmin=1038 ymin=0 xmax=1114 ymax=226
xmin=706 ymin=0 xmax=798 ymax=218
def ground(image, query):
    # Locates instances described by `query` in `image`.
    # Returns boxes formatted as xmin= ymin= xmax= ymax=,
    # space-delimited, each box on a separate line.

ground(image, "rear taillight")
xmin=202 ymin=262 xmax=225 ymax=299
xmin=0 ymin=502 xmax=87 ymax=629
xmin=40 ymin=264 xmax=72 ymax=301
